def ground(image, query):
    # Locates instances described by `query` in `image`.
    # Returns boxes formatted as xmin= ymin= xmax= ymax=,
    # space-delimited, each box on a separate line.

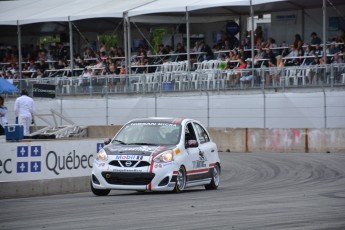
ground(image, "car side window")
xmin=185 ymin=123 xmax=197 ymax=144
xmin=194 ymin=123 xmax=210 ymax=144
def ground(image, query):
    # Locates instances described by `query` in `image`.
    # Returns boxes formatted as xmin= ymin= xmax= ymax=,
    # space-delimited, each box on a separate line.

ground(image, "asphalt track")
xmin=1 ymin=152 xmax=345 ymax=230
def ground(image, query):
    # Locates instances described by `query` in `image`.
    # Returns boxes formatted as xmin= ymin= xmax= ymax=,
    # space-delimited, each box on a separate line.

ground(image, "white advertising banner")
xmin=0 ymin=139 xmax=104 ymax=182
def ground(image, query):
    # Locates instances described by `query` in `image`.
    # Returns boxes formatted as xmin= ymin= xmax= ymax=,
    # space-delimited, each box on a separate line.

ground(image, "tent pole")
xmin=69 ymin=18 xmax=74 ymax=76
xmin=17 ymin=21 xmax=22 ymax=91
xmin=123 ymin=12 xmax=128 ymax=73
xmin=250 ymin=0 xmax=255 ymax=75
xmin=323 ymin=0 xmax=327 ymax=62
xmin=125 ymin=12 xmax=132 ymax=74
xmin=186 ymin=8 xmax=190 ymax=72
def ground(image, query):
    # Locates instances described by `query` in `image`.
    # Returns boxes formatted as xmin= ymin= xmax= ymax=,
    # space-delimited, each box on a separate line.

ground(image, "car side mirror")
xmin=185 ymin=139 xmax=199 ymax=148
xmin=104 ymin=138 xmax=111 ymax=145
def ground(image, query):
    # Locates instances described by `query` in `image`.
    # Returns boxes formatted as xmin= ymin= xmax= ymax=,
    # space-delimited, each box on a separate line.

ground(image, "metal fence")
xmin=8 ymin=63 xmax=345 ymax=98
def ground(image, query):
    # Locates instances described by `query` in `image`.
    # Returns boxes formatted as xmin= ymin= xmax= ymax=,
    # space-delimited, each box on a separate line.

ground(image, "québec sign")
xmin=0 ymin=139 xmax=103 ymax=182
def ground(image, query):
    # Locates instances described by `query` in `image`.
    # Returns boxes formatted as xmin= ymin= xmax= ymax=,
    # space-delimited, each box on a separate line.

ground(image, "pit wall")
xmin=0 ymin=127 xmax=344 ymax=199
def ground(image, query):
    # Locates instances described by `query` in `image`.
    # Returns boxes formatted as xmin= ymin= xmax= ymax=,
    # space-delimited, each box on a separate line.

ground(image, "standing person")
xmin=14 ymin=89 xmax=35 ymax=136
xmin=310 ymin=32 xmax=322 ymax=45
xmin=0 ymin=96 xmax=8 ymax=136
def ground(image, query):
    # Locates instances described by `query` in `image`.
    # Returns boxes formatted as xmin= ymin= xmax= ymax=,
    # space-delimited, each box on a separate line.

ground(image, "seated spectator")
xmin=77 ymin=57 xmax=86 ymax=69
xmin=5 ymin=71 xmax=13 ymax=79
xmin=119 ymin=64 xmax=127 ymax=75
xmin=240 ymin=59 xmax=253 ymax=83
xmin=304 ymin=44 xmax=315 ymax=65
xmin=263 ymin=48 xmax=276 ymax=67
xmin=35 ymin=69 xmax=44 ymax=80
xmin=265 ymin=37 xmax=278 ymax=54
xmin=272 ymin=55 xmax=284 ymax=86
xmin=192 ymin=41 xmax=201 ymax=53
xmin=230 ymin=58 xmax=247 ymax=85
xmin=56 ymin=42 xmax=69 ymax=60
xmin=310 ymin=32 xmax=322 ymax=45
xmin=253 ymin=47 xmax=265 ymax=68
xmin=175 ymin=43 xmax=187 ymax=61
xmin=285 ymin=45 xmax=298 ymax=66
xmin=265 ymin=58 xmax=276 ymax=86
xmin=314 ymin=43 xmax=323 ymax=57
xmin=307 ymin=55 xmax=320 ymax=84
xmin=295 ymin=36 xmax=304 ymax=64
xmin=55 ymin=59 xmax=67 ymax=69
xmin=238 ymin=46 xmax=250 ymax=60
xmin=199 ymin=42 xmax=214 ymax=61
xmin=36 ymin=59 xmax=49 ymax=72
xmin=293 ymin=34 xmax=303 ymax=49
xmin=327 ymin=42 xmax=340 ymax=55
xmin=82 ymin=67 xmax=92 ymax=78
xmin=331 ymin=53 xmax=343 ymax=64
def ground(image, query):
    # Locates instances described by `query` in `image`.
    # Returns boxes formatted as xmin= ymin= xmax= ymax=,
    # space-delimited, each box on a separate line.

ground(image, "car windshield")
xmin=113 ymin=122 xmax=182 ymax=146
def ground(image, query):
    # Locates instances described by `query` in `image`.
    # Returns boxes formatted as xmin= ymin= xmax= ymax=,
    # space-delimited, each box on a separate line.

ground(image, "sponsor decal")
xmin=98 ymin=163 xmax=106 ymax=167
xmin=154 ymin=164 xmax=163 ymax=168
xmin=154 ymin=162 xmax=174 ymax=168
xmin=115 ymin=155 xmax=143 ymax=160
xmin=121 ymin=146 xmax=155 ymax=152
xmin=112 ymin=168 xmax=143 ymax=173
xmin=33 ymin=84 xmax=56 ymax=98
xmin=192 ymin=151 xmax=207 ymax=169
xmin=130 ymin=122 xmax=177 ymax=127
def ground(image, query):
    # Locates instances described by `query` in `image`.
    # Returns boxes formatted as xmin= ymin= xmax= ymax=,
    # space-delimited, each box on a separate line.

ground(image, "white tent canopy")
xmin=128 ymin=0 xmax=285 ymax=17
xmin=1 ymin=0 xmax=344 ymax=26
xmin=0 ymin=0 xmax=155 ymax=25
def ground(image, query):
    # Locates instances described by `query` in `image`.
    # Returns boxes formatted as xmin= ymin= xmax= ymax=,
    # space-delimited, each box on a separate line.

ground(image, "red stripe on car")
xmin=148 ymin=145 xmax=166 ymax=190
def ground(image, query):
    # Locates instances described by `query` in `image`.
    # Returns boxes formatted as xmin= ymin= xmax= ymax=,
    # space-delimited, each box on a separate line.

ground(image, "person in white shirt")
xmin=14 ymin=89 xmax=35 ymax=136
xmin=0 ymin=96 xmax=8 ymax=136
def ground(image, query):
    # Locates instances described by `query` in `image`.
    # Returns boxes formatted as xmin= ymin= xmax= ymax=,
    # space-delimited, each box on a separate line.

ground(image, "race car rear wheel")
xmin=91 ymin=181 xmax=111 ymax=196
xmin=174 ymin=166 xmax=186 ymax=193
xmin=205 ymin=163 xmax=220 ymax=190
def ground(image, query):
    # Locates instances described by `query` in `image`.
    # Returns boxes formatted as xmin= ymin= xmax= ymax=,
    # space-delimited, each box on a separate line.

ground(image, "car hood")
xmin=103 ymin=144 xmax=176 ymax=157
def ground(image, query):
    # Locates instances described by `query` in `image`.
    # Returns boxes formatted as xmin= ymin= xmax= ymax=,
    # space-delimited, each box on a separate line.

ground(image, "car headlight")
xmin=96 ymin=149 xmax=108 ymax=161
xmin=154 ymin=150 xmax=174 ymax=163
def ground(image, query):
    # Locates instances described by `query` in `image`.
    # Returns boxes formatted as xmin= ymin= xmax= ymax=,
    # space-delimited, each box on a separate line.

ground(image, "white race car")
xmin=91 ymin=117 xmax=221 ymax=195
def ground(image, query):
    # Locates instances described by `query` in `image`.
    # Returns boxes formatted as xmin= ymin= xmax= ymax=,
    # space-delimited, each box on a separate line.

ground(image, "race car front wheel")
xmin=205 ymin=163 xmax=220 ymax=190
xmin=174 ymin=166 xmax=186 ymax=193
xmin=91 ymin=181 xmax=111 ymax=196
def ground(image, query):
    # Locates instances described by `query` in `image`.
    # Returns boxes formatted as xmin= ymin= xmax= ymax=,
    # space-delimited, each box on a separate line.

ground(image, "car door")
xmin=192 ymin=122 xmax=216 ymax=177
xmin=184 ymin=122 xmax=210 ymax=183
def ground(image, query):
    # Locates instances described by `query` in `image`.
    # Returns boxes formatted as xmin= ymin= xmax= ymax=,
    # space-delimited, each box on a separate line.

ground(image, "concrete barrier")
xmin=87 ymin=125 xmax=122 ymax=138
xmin=0 ymin=177 xmax=90 ymax=199
xmin=209 ymin=128 xmax=345 ymax=153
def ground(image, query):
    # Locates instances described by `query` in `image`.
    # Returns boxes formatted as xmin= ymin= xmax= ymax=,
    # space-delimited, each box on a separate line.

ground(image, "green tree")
xmin=98 ymin=34 xmax=118 ymax=51
xmin=149 ymin=28 xmax=167 ymax=54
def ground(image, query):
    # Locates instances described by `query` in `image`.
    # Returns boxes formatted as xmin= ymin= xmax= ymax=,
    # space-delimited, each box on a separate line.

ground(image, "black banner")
xmin=33 ymin=84 xmax=56 ymax=98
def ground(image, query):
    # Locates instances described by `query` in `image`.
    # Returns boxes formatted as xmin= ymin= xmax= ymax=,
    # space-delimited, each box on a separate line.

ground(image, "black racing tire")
xmin=91 ymin=181 xmax=111 ymax=196
xmin=174 ymin=166 xmax=186 ymax=193
xmin=205 ymin=163 xmax=220 ymax=190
